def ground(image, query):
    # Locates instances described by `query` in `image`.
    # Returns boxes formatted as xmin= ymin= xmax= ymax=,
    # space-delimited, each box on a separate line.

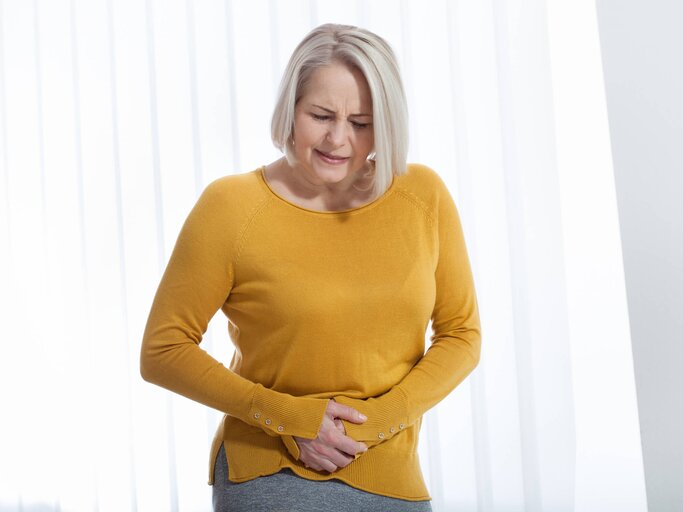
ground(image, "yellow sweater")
xmin=140 ymin=162 xmax=481 ymax=501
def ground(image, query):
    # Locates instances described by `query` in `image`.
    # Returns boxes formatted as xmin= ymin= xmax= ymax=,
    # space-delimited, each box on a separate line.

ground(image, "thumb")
xmin=328 ymin=400 xmax=367 ymax=424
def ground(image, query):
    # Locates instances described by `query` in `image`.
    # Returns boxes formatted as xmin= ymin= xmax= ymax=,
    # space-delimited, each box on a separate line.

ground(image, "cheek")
xmin=358 ymin=132 xmax=374 ymax=153
xmin=294 ymin=120 xmax=323 ymax=148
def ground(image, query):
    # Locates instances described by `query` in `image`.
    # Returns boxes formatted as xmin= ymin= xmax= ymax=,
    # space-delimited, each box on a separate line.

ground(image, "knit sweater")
xmin=139 ymin=162 xmax=481 ymax=501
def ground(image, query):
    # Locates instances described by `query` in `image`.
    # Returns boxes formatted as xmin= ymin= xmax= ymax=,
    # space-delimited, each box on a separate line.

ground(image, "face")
xmin=291 ymin=62 xmax=374 ymax=188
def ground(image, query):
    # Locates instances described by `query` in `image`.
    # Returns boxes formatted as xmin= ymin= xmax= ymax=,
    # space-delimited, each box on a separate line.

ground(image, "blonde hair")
xmin=271 ymin=23 xmax=409 ymax=198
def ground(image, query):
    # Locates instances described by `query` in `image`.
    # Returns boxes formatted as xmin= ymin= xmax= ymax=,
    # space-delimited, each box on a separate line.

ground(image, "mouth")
xmin=315 ymin=149 xmax=350 ymax=164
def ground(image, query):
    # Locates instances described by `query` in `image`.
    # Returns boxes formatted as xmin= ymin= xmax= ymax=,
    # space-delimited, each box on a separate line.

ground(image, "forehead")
xmin=299 ymin=63 xmax=372 ymax=108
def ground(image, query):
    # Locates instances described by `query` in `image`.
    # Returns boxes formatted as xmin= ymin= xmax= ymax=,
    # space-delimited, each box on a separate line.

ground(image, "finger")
xmin=328 ymin=447 xmax=354 ymax=469
xmin=333 ymin=418 xmax=345 ymax=433
xmin=305 ymin=449 xmax=339 ymax=473
xmin=321 ymin=458 xmax=338 ymax=473
xmin=315 ymin=446 xmax=353 ymax=470
xmin=311 ymin=436 xmax=360 ymax=467
xmin=327 ymin=401 xmax=367 ymax=424
xmin=311 ymin=438 xmax=349 ymax=466
xmin=300 ymin=446 xmax=327 ymax=473
xmin=333 ymin=451 xmax=355 ymax=469
xmin=317 ymin=416 xmax=367 ymax=457
xmin=307 ymin=461 xmax=324 ymax=472
xmin=335 ymin=434 xmax=368 ymax=457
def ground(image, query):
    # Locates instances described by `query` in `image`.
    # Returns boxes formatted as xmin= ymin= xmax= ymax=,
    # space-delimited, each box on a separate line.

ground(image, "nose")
xmin=326 ymin=120 xmax=349 ymax=145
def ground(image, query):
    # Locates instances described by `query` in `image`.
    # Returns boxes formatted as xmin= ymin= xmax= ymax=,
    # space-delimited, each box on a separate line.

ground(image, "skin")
xmin=266 ymin=62 xmax=376 ymax=470
xmin=265 ymin=60 xmax=377 ymax=212
xmin=295 ymin=399 xmax=369 ymax=473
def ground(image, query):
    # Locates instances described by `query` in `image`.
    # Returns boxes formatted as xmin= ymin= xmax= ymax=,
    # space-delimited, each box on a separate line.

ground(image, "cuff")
xmin=245 ymin=383 xmax=329 ymax=439
xmin=281 ymin=435 xmax=301 ymax=460
xmin=334 ymin=387 xmax=410 ymax=445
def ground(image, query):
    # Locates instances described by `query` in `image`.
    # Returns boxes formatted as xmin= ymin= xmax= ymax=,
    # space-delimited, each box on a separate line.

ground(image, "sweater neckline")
xmin=256 ymin=165 xmax=397 ymax=216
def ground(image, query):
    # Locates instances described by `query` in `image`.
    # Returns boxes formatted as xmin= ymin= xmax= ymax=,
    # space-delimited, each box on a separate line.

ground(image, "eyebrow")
xmin=311 ymin=104 xmax=373 ymax=118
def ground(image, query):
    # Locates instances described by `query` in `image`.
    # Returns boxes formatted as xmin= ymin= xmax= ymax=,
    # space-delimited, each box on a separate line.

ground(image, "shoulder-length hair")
xmin=271 ymin=23 xmax=409 ymax=198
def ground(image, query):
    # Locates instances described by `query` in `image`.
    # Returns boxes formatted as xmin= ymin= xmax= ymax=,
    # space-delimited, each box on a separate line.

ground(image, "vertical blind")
xmin=0 ymin=0 xmax=647 ymax=510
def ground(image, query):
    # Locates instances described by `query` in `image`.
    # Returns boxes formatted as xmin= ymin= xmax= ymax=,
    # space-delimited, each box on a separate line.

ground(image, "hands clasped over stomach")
xmin=294 ymin=399 xmax=368 ymax=473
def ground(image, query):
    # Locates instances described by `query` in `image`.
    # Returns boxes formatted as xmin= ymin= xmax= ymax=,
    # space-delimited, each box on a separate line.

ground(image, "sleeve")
xmin=331 ymin=174 xmax=481 ymax=448
xmin=139 ymin=179 xmax=329 ymax=440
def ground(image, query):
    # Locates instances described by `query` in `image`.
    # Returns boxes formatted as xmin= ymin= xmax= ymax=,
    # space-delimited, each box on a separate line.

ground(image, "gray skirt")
xmin=212 ymin=444 xmax=433 ymax=512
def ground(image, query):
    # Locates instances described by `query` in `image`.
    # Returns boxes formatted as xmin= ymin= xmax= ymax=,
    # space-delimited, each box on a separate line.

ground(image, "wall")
xmin=595 ymin=1 xmax=683 ymax=510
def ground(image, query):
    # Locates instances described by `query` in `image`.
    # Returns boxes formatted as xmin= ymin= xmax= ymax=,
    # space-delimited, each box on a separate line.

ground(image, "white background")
xmin=1 ymin=0 xmax=674 ymax=510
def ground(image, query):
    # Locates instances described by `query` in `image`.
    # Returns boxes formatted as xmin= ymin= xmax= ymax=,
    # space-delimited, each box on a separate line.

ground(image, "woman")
xmin=140 ymin=23 xmax=481 ymax=511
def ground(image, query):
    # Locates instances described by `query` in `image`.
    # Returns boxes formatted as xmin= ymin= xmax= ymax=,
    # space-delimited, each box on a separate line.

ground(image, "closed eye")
xmin=311 ymin=114 xmax=371 ymax=129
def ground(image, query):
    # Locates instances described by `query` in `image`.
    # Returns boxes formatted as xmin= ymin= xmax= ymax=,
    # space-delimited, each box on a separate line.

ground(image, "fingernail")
xmin=359 ymin=413 xmax=367 ymax=421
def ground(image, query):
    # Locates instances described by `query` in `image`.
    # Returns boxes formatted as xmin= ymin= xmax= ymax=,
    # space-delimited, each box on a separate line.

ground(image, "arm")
xmin=139 ymin=179 xmax=329 ymax=439
xmin=335 ymin=174 xmax=481 ymax=447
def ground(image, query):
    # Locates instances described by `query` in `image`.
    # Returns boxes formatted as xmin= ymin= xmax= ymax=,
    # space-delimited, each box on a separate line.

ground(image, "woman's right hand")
xmin=294 ymin=399 xmax=368 ymax=473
